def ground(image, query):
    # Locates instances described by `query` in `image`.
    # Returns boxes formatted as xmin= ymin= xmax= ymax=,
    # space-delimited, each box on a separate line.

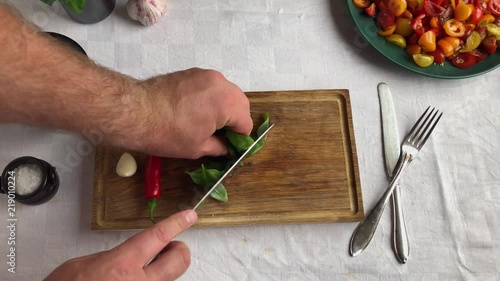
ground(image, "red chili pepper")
xmin=145 ymin=155 xmax=162 ymax=223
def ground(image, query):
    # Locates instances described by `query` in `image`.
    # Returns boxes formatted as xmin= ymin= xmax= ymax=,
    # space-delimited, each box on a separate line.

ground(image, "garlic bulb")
xmin=127 ymin=0 xmax=168 ymax=26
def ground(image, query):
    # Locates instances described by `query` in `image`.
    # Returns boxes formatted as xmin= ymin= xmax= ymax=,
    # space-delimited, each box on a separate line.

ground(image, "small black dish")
xmin=46 ymin=32 xmax=87 ymax=56
xmin=0 ymin=156 xmax=60 ymax=205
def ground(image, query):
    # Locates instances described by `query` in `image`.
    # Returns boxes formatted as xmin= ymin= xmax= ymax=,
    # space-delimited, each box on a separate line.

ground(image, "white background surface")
xmin=1 ymin=0 xmax=500 ymax=280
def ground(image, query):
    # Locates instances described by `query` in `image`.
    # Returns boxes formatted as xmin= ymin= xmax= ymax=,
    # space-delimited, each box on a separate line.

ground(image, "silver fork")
xmin=349 ymin=106 xmax=443 ymax=257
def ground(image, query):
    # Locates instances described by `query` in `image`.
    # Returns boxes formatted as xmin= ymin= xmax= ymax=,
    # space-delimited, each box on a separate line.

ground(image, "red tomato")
xmin=377 ymin=10 xmax=396 ymax=29
xmin=424 ymin=0 xmax=446 ymax=16
xmin=470 ymin=7 xmax=483 ymax=24
xmin=470 ymin=49 xmax=488 ymax=62
xmin=451 ymin=53 xmax=477 ymax=68
xmin=488 ymin=0 xmax=500 ymax=16
xmin=411 ymin=14 xmax=426 ymax=36
xmin=429 ymin=49 xmax=446 ymax=63
xmin=482 ymin=35 xmax=498 ymax=54
xmin=365 ymin=3 xmax=377 ymax=17
xmin=408 ymin=33 xmax=420 ymax=44
xmin=433 ymin=0 xmax=446 ymax=6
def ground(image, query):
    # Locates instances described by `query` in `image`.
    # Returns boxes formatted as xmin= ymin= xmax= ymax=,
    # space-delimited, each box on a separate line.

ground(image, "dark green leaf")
xmin=225 ymin=131 xmax=254 ymax=153
xmin=60 ymin=0 xmax=86 ymax=14
xmin=41 ymin=0 xmax=57 ymax=5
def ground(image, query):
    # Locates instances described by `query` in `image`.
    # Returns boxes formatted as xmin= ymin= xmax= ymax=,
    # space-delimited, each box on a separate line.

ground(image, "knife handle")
xmin=392 ymin=185 xmax=410 ymax=263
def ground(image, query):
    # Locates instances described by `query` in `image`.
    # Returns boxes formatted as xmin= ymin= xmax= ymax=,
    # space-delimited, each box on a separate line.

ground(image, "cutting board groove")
xmin=92 ymin=90 xmax=363 ymax=230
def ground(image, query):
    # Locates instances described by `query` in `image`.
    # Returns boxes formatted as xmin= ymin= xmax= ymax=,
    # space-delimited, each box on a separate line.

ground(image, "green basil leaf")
xmin=208 ymin=183 xmax=228 ymax=202
xmin=225 ymin=131 xmax=254 ymax=153
xmin=256 ymin=112 xmax=270 ymax=137
xmin=186 ymin=169 xmax=204 ymax=185
xmin=60 ymin=0 xmax=86 ymax=14
xmin=248 ymin=112 xmax=270 ymax=156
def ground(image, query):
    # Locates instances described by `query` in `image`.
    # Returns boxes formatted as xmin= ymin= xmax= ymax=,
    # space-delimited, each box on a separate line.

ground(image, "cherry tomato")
xmin=395 ymin=18 xmax=413 ymax=37
xmin=411 ymin=14 xmax=426 ymax=37
xmin=443 ymin=19 xmax=466 ymax=37
xmin=401 ymin=10 xmax=413 ymax=19
xmin=461 ymin=31 xmax=482 ymax=52
xmin=387 ymin=34 xmax=407 ymax=47
xmin=428 ymin=49 xmax=446 ymax=63
xmin=354 ymin=0 xmax=371 ymax=8
xmin=477 ymin=14 xmax=496 ymax=27
xmin=437 ymin=39 xmax=455 ymax=56
xmin=419 ymin=30 xmax=437 ymax=52
xmin=377 ymin=10 xmax=396 ymax=29
xmin=460 ymin=24 xmax=475 ymax=41
xmin=488 ymin=0 xmax=500 ymax=17
xmin=406 ymin=43 xmax=422 ymax=55
xmin=454 ymin=1 xmax=473 ymax=21
xmin=424 ymin=0 xmax=446 ymax=16
xmin=378 ymin=24 xmax=397 ymax=36
xmin=482 ymin=35 xmax=498 ymax=54
xmin=443 ymin=36 xmax=461 ymax=50
xmin=470 ymin=49 xmax=488 ymax=62
xmin=430 ymin=16 xmax=441 ymax=29
xmin=451 ymin=53 xmax=476 ymax=68
xmin=387 ymin=0 xmax=407 ymax=16
xmin=365 ymin=3 xmax=377 ymax=17
xmin=413 ymin=54 xmax=435 ymax=67
xmin=469 ymin=7 xmax=484 ymax=24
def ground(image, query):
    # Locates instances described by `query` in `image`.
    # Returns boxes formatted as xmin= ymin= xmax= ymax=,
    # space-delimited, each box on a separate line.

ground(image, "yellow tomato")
xmin=455 ymin=1 xmax=473 ymax=21
xmin=387 ymin=0 xmax=407 ymax=17
xmin=478 ymin=14 xmax=496 ymax=27
xmin=430 ymin=17 xmax=440 ymax=29
xmin=437 ymin=39 xmax=454 ymax=57
xmin=353 ymin=0 xmax=370 ymax=8
xmin=443 ymin=19 xmax=466 ymax=37
xmin=378 ymin=24 xmax=397 ymax=36
xmin=413 ymin=54 xmax=434 ymax=67
xmin=460 ymin=31 xmax=481 ymax=52
xmin=387 ymin=34 xmax=407 ymax=48
xmin=418 ymin=30 xmax=437 ymax=52
xmin=395 ymin=18 xmax=413 ymax=37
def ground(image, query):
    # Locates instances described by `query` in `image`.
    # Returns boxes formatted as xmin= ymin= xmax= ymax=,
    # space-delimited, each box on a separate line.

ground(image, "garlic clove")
xmin=116 ymin=152 xmax=137 ymax=177
xmin=127 ymin=0 xmax=168 ymax=26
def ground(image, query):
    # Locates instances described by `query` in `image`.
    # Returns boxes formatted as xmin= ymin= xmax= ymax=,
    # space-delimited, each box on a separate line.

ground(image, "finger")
xmin=199 ymin=136 xmax=228 ymax=157
xmin=112 ymin=210 xmax=197 ymax=264
xmin=226 ymin=110 xmax=253 ymax=136
xmin=145 ymin=241 xmax=191 ymax=281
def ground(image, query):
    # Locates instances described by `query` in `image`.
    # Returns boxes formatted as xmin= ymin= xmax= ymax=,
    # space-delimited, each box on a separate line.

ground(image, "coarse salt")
xmin=14 ymin=164 xmax=42 ymax=196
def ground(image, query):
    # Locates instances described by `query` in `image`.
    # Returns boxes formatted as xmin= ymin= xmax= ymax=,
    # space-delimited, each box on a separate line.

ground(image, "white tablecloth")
xmin=1 ymin=0 xmax=499 ymax=280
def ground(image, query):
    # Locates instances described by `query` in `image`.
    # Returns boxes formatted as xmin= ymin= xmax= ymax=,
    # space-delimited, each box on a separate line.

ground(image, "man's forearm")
xmin=0 ymin=4 xmax=145 ymax=146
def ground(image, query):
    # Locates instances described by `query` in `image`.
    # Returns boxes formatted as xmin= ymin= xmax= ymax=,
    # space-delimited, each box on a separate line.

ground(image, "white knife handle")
xmin=392 ymin=185 xmax=409 ymax=263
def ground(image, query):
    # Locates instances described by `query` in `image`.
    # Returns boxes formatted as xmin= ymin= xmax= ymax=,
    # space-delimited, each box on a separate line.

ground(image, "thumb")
xmin=199 ymin=136 xmax=227 ymax=157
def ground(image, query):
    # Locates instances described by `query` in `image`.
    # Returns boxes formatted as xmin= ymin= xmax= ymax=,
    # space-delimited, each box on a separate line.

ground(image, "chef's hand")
xmin=122 ymin=68 xmax=253 ymax=159
xmin=44 ymin=210 xmax=197 ymax=281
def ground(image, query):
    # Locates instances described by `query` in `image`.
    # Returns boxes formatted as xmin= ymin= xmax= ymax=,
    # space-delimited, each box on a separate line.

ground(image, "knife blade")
xmin=192 ymin=123 xmax=275 ymax=211
xmin=378 ymin=82 xmax=410 ymax=263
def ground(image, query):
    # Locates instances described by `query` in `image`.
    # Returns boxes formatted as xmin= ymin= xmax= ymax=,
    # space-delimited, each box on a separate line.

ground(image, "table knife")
xmin=192 ymin=124 xmax=275 ymax=210
xmin=378 ymin=82 xmax=409 ymax=264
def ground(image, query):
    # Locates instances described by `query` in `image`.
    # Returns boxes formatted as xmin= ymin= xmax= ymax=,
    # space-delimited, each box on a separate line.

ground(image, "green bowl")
xmin=346 ymin=0 xmax=500 ymax=79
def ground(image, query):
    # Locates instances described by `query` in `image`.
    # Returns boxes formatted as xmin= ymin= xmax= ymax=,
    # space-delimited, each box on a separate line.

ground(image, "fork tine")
xmin=411 ymin=107 xmax=436 ymax=145
xmin=406 ymin=106 xmax=431 ymax=143
xmin=417 ymin=111 xmax=443 ymax=148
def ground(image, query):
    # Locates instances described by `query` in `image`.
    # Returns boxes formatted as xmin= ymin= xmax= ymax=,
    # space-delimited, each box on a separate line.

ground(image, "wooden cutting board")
xmin=92 ymin=90 xmax=363 ymax=230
